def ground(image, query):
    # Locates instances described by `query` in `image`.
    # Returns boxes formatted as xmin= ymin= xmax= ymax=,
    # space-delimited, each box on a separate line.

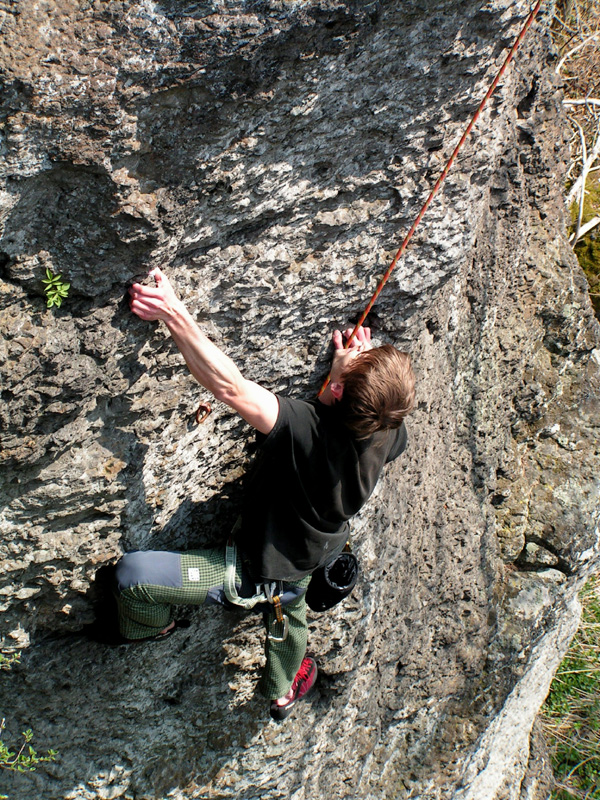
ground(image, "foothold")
xmin=195 ymin=403 xmax=212 ymax=425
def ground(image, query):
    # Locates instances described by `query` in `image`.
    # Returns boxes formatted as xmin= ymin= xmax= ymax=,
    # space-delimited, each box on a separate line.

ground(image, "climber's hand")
xmin=330 ymin=325 xmax=372 ymax=383
xmin=129 ymin=268 xmax=184 ymax=323
xmin=342 ymin=326 xmax=372 ymax=351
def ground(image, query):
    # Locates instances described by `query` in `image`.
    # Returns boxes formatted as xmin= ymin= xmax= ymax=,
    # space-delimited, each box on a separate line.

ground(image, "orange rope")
xmin=318 ymin=0 xmax=544 ymax=396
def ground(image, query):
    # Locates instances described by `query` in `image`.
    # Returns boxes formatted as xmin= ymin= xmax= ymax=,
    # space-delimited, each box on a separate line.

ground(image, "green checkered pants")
xmin=115 ymin=547 xmax=310 ymax=700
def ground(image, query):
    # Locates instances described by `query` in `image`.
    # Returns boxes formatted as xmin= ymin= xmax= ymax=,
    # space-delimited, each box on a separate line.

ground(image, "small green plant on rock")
xmin=0 ymin=719 xmax=57 ymax=774
xmin=0 ymin=653 xmax=20 ymax=671
xmin=41 ymin=267 xmax=70 ymax=308
xmin=0 ymin=653 xmax=58 ymax=798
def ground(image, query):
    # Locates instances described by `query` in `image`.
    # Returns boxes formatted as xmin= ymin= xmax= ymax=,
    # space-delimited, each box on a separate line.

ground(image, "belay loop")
xmin=223 ymin=538 xmax=295 ymax=641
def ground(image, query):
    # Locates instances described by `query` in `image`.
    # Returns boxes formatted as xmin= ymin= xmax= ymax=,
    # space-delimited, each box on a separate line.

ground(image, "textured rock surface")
xmin=1 ymin=1 xmax=599 ymax=798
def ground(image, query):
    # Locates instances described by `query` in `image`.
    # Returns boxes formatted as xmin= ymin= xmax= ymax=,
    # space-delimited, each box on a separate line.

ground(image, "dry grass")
xmin=554 ymin=0 xmax=600 ymax=144
xmin=553 ymin=0 xmax=600 ymax=316
xmin=553 ymin=0 xmax=600 ymax=112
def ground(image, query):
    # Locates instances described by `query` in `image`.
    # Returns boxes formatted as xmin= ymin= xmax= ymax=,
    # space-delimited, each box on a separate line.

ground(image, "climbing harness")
xmin=223 ymin=537 xmax=302 ymax=641
xmin=223 ymin=538 xmax=271 ymax=610
xmin=318 ymin=0 xmax=544 ymax=395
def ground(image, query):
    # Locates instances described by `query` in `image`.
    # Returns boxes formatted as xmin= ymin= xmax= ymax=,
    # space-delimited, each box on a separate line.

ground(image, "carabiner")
xmin=268 ymin=614 xmax=289 ymax=643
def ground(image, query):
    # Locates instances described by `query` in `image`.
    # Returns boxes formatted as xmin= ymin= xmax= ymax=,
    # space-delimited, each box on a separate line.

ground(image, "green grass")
xmin=542 ymin=577 xmax=600 ymax=799
xmin=571 ymin=173 xmax=600 ymax=319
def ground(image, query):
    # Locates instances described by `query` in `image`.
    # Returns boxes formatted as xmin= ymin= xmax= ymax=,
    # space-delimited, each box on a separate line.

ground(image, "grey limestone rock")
xmin=1 ymin=1 xmax=599 ymax=798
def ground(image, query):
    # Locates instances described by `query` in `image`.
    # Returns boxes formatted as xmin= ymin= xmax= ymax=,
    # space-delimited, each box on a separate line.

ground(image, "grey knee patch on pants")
xmin=115 ymin=551 xmax=183 ymax=591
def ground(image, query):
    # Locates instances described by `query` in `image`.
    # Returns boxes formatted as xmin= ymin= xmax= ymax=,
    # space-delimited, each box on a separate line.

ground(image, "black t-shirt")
xmin=237 ymin=396 xmax=407 ymax=581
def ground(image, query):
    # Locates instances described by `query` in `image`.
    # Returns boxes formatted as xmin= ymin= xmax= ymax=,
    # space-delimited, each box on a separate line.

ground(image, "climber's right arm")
xmin=129 ymin=268 xmax=279 ymax=435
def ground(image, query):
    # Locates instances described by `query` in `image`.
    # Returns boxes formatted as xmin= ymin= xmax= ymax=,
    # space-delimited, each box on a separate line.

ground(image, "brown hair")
xmin=338 ymin=345 xmax=416 ymax=439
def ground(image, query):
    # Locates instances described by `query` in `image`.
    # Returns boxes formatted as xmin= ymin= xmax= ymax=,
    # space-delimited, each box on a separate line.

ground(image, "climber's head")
xmin=333 ymin=344 xmax=415 ymax=439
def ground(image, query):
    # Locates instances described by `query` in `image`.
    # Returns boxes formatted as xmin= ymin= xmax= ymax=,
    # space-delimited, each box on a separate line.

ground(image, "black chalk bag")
xmin=306 ymin=547 xmax=359 ymax=612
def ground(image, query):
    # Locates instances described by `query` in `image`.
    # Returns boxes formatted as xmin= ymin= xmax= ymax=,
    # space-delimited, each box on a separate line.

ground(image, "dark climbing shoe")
xmin=124 ymin=618 xmax=191 ymax=644
xmin=85 ymin=618 xmax=191 ymax=646
xmin=270 ymin=657 xmax=318 ymax=721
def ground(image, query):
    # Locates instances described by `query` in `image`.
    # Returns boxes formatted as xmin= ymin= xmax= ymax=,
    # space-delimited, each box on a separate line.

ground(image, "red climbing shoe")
xmin=270 ymin=657 xmax=318 ymax=721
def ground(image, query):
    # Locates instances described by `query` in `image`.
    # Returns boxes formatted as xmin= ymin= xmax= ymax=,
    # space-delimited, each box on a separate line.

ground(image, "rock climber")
xmin=114 ymin=267 xmax=415 ymax=721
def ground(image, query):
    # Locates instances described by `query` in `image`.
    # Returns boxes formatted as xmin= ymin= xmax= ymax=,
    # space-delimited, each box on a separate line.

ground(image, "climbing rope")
xmin=319 ymin=0 xmax=544 ymax=395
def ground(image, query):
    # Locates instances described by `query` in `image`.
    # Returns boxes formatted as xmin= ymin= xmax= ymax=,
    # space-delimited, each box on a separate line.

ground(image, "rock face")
xmin=1 ymin=1 xmax=599 ymax=798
